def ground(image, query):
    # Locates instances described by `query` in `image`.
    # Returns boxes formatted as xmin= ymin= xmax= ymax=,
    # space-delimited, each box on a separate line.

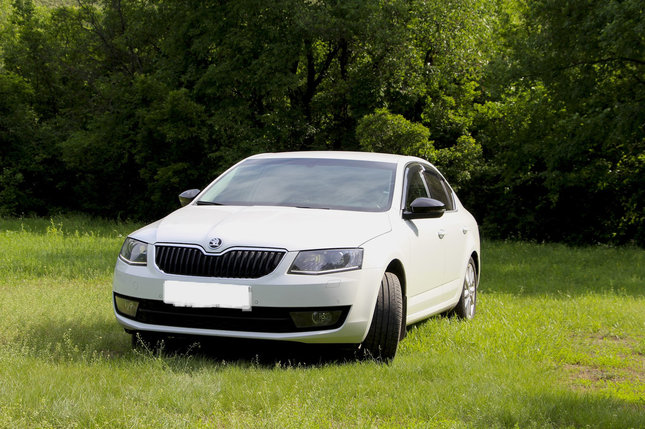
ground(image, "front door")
xmin=403 ymin=164 xmax=449 ymax=298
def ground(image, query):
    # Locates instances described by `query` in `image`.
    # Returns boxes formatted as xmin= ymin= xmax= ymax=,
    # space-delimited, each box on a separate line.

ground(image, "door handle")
xmin=462 ymin=227 xmax=469 ymax=235
xmin=438 ymin=229 xmax=446 ymax=239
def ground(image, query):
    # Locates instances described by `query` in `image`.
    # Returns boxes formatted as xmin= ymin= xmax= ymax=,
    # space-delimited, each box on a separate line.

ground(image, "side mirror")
xmin=178 ymin=189 xmax=201 ymax=207
xmin=403 ymin=197 xmax=445 ymax=220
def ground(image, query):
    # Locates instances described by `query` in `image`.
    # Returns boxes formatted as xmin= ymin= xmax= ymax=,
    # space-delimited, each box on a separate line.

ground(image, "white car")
xmin=113 ymin=151 xmax=480 ymax=360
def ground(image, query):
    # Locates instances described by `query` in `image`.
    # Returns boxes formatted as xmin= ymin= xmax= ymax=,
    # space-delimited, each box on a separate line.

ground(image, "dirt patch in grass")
xmin=563 ymin=333 xmax=645 ymax=400
xmin=583 ymin=332 xmax=637 ymax=346
xmin=565 ymin=365 xmax=621 ymax=388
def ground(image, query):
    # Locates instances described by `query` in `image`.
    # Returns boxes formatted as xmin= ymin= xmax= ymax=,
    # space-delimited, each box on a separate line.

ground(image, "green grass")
xmin=0 ymin=216 xmax=643 ymax=428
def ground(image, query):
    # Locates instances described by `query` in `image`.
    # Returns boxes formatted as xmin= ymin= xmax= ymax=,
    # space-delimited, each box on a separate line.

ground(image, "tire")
xmin=453 ymin=257 xmax=478 ymax=319
xmin=361 ymin=272 xmax=403 ymax=361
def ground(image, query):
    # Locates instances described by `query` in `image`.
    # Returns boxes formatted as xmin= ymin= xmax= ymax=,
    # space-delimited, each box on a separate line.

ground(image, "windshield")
xmin=198 ymin=158 xmax=397 ymax=212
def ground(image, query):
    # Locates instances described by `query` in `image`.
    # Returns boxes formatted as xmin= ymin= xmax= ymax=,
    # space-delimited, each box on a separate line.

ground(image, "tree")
xmin=478 ymin=0 xmax=645 ymax=244
xmin=357 ymin=108 xmax=431 ymax=156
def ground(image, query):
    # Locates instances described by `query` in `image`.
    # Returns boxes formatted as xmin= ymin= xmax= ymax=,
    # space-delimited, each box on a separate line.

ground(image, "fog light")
xmin=312 ymin=311 xmax=332 ymax=325
xmin=290 ymin=310 xmax=342 ymax=328
xmin=115 ymin=295 xmax=139 ymax=318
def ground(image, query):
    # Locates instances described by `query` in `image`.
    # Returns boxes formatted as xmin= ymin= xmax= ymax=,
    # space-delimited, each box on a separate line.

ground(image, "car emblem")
xmin=208 ymin=238 xmax=222 ymax=249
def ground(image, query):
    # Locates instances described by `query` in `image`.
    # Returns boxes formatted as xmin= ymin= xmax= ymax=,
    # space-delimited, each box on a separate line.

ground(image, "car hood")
xmin=132 ymin=205 xmax=392 ymax=252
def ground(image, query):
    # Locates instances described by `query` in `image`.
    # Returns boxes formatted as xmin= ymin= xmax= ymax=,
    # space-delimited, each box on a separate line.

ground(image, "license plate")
xmin=163 ymin=281 xmax=252 ymax=310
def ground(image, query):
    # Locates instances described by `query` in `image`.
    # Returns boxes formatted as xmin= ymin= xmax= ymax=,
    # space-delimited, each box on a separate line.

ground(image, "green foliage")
xmin=357 ymin=108 xmax=432 ymax=156
xmin=0 ymin=0 xmax=643 ymax=245
xmin=475 ymin=0 xmax=645 ymax=245
xmin=432 ymin=135 xmax=484 ymax=192
xmin=0 ymin=71 xmax=41 ymax=215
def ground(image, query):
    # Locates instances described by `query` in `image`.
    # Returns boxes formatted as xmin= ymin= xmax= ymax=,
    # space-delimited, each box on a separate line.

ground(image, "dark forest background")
xmin=1 ymin=0 xmax=643 ymax=246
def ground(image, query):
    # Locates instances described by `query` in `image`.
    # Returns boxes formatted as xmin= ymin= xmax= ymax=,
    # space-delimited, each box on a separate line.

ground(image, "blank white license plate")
xmin=163 ymin=281 xmax=251 ymax=310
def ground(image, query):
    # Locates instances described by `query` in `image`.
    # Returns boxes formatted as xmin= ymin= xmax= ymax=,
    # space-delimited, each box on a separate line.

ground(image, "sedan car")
xmin=113 ymin=151 xmax=480 ymax=360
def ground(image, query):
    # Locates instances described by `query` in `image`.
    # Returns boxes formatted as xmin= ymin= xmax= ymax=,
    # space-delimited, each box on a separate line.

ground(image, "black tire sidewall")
xmin=361 ymin=272 xmax=403 ymax=361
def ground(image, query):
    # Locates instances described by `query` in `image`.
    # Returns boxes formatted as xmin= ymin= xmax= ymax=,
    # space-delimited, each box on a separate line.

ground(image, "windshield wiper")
xmin=196 ymin=201 xmax=225 ymax=206
xmin=295 ymin=206 xmax=330 ymax=210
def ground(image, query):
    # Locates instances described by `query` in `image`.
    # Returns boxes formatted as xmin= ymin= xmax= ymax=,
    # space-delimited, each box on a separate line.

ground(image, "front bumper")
xmin=112 ymin=249 xmax=383 ymax=344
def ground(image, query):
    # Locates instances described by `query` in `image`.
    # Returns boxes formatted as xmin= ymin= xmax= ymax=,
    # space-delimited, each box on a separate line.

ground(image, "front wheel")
xmin=453 ymin=257 xmax=478 ymax=319
xmin=360 ymin=272 xmax=403 ymax=361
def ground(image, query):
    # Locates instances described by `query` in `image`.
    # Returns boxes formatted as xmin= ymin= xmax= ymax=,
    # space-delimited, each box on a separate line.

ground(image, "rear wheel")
xmin=360 ymin=272 xmax=403 ymax=361
xmin=453 ymin=257 xmax=478 ymax=319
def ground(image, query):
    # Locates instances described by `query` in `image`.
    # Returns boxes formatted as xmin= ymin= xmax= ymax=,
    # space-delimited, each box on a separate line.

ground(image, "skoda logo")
xmin=208 ymin=238 xmax=223 ymax=249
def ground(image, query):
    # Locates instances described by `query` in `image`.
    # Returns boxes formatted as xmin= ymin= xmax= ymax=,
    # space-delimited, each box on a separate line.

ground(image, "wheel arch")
xmin=385 ymin=259 xmax=406 ymax=298
xmin=470 ymin=250 xmax=480 ymax=284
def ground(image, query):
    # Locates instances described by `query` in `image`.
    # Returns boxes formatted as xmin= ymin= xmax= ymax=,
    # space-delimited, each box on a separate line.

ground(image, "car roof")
xmin=247 ymin=151 xmax=429 ymax=166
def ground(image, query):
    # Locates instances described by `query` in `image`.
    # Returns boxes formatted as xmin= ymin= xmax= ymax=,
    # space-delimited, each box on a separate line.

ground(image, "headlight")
xmin=119 ymin=237 xmax=148 ymax=265
xmin=289 ymin=248 xmax=363 ymax=275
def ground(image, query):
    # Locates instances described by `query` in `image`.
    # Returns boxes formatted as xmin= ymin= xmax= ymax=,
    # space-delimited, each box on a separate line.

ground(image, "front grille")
xmin=115 ymin=294 xmax=350 ymax=333
xmin=155 ymin=246 xmax=285 ymax=279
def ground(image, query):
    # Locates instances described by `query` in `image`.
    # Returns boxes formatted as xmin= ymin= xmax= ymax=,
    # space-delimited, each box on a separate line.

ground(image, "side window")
xmin=404 ymin=165 xmax=429 ymax=208
xmin=422 ymin=170 xmax=455 ymax=211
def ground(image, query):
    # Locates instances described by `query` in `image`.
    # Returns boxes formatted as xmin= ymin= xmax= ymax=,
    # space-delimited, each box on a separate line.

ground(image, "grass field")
xmin=0 ymin=215 xmax=643 ymax=428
